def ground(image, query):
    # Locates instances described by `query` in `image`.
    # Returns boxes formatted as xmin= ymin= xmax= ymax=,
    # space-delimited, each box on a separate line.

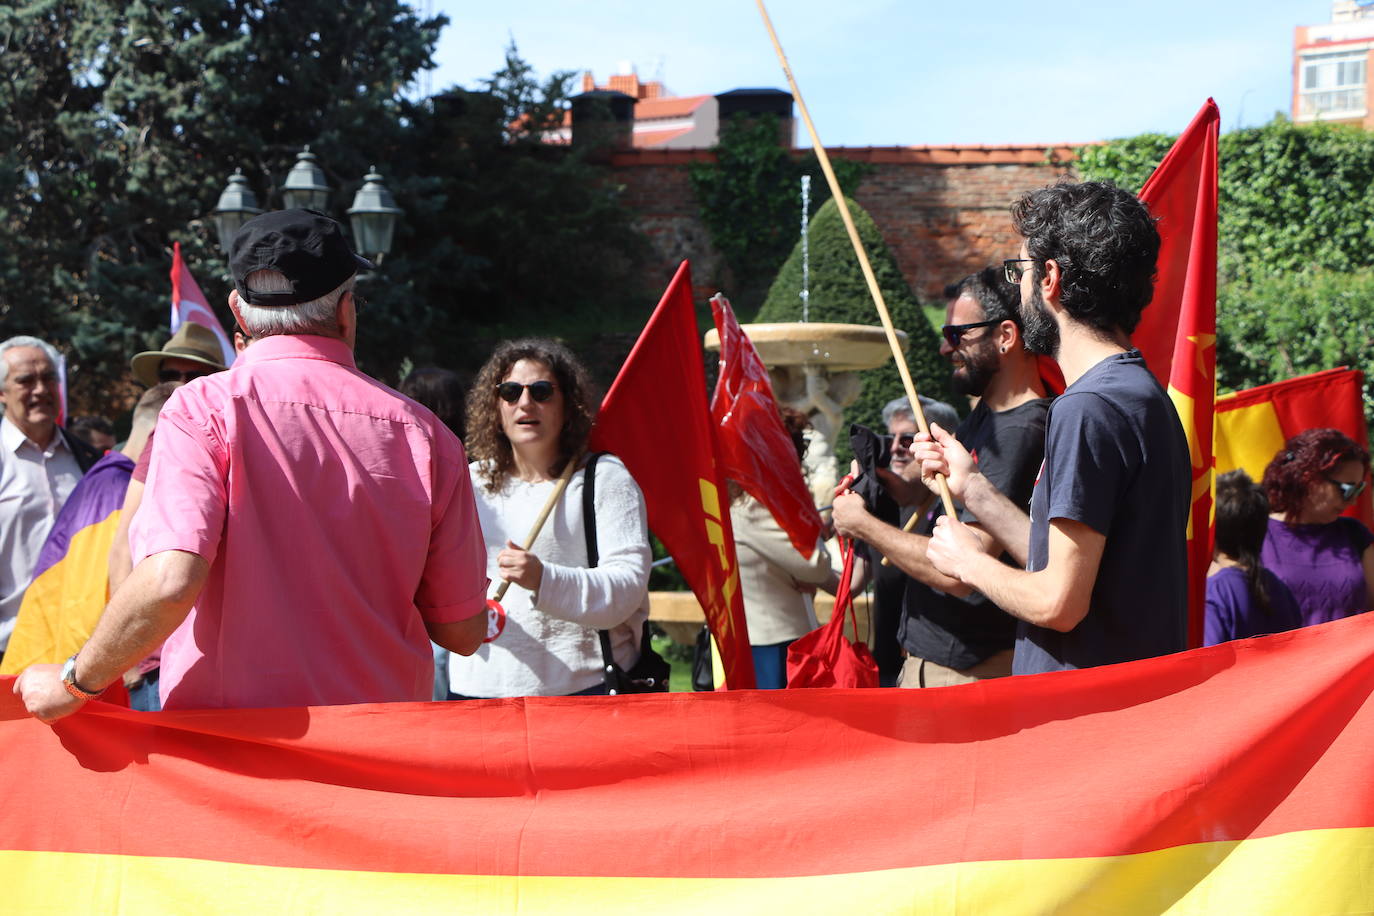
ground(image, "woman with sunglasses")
xmin=447 ymin=339 xmax=651 ymax=698
xmin=1260 ymin=427 xmax=1374 ymax=628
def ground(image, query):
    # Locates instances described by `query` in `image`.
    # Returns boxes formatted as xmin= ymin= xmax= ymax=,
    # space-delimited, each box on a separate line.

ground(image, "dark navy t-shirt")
xmin=1015 ymin=349 xmax=1191 ymax=674
xmin=900 ymin=397 xmax=1051 ymax=669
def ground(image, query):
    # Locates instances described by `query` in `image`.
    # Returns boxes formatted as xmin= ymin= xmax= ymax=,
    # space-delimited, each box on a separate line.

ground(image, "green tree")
xmin=688 ymin=115 xmax=870 ymax=319
xmin=0 ymin=0 xmax=447 ymax=409
xmin=1076 ymin=118 xmax=1374 ymax=426
xmin=757 ymin=196 xmax=953 ymax=457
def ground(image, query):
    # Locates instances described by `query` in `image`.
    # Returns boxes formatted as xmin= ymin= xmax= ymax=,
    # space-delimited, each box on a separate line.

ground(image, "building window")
xmin=1300 ymin=49 xmax=1367 ymax=118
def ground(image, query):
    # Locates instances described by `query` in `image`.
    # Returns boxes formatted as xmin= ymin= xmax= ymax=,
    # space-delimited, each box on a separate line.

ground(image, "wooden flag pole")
xmin=489 ymin=455 xmax=580 ymax=605
xmin=754 ymin=0 xmax=958 ymax=538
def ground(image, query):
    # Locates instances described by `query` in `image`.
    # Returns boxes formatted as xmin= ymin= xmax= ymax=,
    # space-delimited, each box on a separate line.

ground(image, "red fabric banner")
xmin=4 ymin=614 xmax=1374 ymax=911
xmin=1134 ymin=99 xmax=1220 ymax=649
xmin=589 ymin=262 xmax=755 ymax=688
xmin=709 ymin=293 xmax=823 ymax=559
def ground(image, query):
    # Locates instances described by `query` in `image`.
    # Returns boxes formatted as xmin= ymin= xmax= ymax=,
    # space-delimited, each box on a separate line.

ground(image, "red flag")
xmin=1216 ymin=367 xmax=1373 ymax=528
xmin=709 ymin=294 xmax=823 ymax=559
xmin=590 ymin=263 xmax=755 ymax=688
xmin=1134 ymin=99 xmax=1220 ymax=649
xmin=170 ymin=242 xmax=236 ymax=366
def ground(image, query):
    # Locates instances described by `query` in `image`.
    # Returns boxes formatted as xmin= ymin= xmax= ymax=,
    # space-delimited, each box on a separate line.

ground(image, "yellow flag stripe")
xmin=6 ymin=826 xmax=1372 ymax=915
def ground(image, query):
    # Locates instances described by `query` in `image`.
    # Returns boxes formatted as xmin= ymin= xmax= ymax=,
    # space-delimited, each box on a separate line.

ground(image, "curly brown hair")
xmin=465 ymin=338 xmax=596 ymax=493
xmin=1261 ymin=427 xmax=1370 ymax=522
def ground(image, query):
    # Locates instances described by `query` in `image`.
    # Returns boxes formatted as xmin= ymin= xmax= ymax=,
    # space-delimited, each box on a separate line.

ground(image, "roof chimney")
xmin=715 ymin=88 xmax=796 ymax=147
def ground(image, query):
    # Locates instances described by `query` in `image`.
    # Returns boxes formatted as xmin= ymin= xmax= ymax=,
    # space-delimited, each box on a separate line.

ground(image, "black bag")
xmin=691 ymin=625 xmax=716 ymax=691
xmin=584 ymin=453 xmax=671 ymax=695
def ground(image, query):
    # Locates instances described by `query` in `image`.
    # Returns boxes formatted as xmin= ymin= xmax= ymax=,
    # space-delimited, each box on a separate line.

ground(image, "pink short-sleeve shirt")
xmin=134 ymin=334 xmax=487 ymax=709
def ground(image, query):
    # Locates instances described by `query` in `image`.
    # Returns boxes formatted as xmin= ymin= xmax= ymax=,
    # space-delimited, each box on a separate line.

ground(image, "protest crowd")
xmin=6 ymin=181 xmax=1373 ymax=720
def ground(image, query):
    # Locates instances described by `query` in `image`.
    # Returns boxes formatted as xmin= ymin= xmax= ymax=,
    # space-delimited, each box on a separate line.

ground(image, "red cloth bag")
xmin=786 ymin=538 xmax=879 ymax=688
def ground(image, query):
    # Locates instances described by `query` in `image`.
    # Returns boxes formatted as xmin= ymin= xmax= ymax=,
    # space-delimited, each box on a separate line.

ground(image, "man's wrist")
xmin=61 ymin=653 xmax=104 ymax=701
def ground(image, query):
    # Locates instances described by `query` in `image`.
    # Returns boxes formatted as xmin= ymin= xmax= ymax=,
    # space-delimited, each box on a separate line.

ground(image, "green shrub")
xmin=757 ymin=196 xmax=954 ymax=458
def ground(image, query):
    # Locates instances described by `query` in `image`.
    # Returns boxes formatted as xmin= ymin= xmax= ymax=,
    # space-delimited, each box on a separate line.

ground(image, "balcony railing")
xmin=1298 ymin=88 xmax=1367 ymax=119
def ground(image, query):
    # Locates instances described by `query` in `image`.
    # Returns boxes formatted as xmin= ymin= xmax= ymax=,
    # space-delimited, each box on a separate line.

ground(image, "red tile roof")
xmin=635 ymin=95 xmax=711 ymax=120
xmin=632 ymin=127 xmax=694 ymax=148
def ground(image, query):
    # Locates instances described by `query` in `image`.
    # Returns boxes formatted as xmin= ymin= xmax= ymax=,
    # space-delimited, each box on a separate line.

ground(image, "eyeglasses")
xmin=158 ymin=368 xmax=211 ymax=383
xmin=894 ymin=433 xmax=915 ymax=450
xmin=941 ymin=318 xmax=1000 ymax=348
xmin=1327 ymin=477 xmax=1367 ymax=503
xmin=1003 ymin=258 xmax=1037 ymax=284
xmin=497 ymin=380 xmax=558 ymax=404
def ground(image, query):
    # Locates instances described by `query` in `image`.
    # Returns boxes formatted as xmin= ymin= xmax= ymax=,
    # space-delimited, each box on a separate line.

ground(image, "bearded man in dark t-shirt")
xmin=919 ymin=181 xmax=1191 ymax=674
xmin=833 ymin=266 xmax=1051 ymax=687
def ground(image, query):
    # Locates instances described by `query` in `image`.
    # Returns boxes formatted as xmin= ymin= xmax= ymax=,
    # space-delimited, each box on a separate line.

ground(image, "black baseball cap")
xmin=229 ymin=209 xmax=373 ymax=307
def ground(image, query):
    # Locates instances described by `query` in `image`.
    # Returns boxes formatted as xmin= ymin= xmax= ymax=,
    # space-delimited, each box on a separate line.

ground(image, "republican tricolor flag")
xmin=170 ymin=242 xmax=235 ymax=366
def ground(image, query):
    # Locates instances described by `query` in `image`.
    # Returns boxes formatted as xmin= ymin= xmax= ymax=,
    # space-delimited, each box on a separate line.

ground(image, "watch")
xmin=61 ymin=653 xmax=104 ymax=701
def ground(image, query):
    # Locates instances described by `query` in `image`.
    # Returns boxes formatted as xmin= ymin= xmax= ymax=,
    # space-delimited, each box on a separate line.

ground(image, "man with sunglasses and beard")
xmin=917 ymin=181 xmax=1191 ymax=674
xmin=16 ymin=210 xmax=489 ymax=721
xmin=833 ymin=266 xmax=1050 ymax=687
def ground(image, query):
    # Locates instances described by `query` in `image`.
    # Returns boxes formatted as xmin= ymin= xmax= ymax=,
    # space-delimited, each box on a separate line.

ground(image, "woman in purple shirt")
xmin=1205 ymin=470 xmax=1302 ymax=645
xmin=1259 ymin=428 xmax=1374 ymax=627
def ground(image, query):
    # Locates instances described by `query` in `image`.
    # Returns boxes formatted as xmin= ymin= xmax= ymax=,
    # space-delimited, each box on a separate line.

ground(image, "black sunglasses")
xmin=1327 ymin=477 xmax=1367 ymax=503
xmin=941 ymin=318 xmax=1000 ymax=348
xmin=159 ymin=368 xmax=211 ymax=383
xmin=894 ymin=433 xmax=915 ymax=450
xmin=497 ymin=380 xmax=558 ymax=404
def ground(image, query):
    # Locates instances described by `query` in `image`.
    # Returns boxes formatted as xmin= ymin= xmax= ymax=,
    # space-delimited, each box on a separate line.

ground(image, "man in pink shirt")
xmin=16 ymin=209 xmax=489 ymax=719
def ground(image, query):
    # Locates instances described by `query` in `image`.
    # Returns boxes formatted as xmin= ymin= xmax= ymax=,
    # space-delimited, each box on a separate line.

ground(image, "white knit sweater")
xmin=447 ymin=456 xmax=651 ymax=697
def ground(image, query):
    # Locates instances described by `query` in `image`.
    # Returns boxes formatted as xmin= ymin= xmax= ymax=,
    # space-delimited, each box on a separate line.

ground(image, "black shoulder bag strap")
xmin=584 ymin=454 xmax=618 ymax=687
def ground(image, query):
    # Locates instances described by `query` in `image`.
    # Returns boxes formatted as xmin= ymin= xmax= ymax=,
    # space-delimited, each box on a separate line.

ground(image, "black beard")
xmin=1019 ymin=285 xmax=1060 ymax=358
xmin=951 ymin=342 xmax=998 ymax=397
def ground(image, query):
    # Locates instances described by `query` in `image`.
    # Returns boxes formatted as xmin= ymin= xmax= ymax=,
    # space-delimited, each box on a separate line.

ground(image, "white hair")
xmin=236 ymin=269 xmax=353 ymax=339
xmin=0 ymin=336 xmax=61 ymax=385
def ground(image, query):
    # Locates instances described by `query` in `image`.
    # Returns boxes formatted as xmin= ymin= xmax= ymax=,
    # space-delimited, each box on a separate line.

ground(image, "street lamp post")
xmin=347 ymin=168 xmax=404 ymax=264
xmin=208 ymin=148 xmax=403 ymax=261
xmin=282 ymin=147 xmax=331 ymax=211
xmin=210 ymin=169 xmax=263 ymax=256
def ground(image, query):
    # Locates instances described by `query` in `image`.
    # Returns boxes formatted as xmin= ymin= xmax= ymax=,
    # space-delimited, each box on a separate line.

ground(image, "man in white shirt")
xmin=0 ymin=336 xmax=99 ymax=659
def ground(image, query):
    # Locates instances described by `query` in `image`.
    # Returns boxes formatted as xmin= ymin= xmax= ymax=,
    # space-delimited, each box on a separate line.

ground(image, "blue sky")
xmin=428 ymin=0 xmax=1335 ymax=146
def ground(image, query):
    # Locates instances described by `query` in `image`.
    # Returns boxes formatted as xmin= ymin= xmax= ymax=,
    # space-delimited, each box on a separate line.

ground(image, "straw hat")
xmin=130 ymin=323 xmax=228 ymax=387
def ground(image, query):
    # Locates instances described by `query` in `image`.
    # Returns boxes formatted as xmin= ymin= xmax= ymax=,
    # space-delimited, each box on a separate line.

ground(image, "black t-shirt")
xmin=1016 ymin=349 xmax=1191 ymax=675
xmin=899 ymin=397 xmax=1051 ymax=669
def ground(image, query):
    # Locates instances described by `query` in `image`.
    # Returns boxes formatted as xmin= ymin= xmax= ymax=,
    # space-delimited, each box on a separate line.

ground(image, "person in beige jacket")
xmin=727 ymin=406 xmax=833 ymax=689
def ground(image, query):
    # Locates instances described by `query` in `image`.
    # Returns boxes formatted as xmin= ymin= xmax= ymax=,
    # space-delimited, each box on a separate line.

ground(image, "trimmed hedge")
xmin=758 ymin=196 xmax=954 ymax=457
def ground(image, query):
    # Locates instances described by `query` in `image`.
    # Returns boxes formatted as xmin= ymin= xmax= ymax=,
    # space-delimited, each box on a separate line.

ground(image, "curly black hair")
xmin=1010 ymin=179 xmax=1160 ymax=336
xmin=465 ymin=338 xmax=596 ymax=494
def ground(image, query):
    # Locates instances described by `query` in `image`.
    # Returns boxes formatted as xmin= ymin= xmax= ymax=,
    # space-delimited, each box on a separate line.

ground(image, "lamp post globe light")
xmin=209 ymin=149 xmax=402 ymax=262
xmin=210 ymin=169 xmax=263 ymax=255
xmin=347 ymin=168 xmax=404 ymax=263
xmin=281 ymin=147 xmax=332 ymax=211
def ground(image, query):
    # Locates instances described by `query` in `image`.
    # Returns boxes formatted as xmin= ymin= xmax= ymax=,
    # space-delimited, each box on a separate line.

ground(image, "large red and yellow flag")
xmin=1216 ymin=367 xmax=1373 ymax=527
xmin=5 ymin=613 xmax=1374 ymax=912
xmin=1134 ymin=99 xmax=1220 ymax=649
xmin=590 ymin=262 xmax=755 ymax=688
xmin=709 ymin=293 xmax=823 ymax=559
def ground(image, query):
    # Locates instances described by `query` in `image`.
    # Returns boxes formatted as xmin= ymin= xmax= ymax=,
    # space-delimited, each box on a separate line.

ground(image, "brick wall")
xmin=606 ymin=145 xmax=1079 ymax=304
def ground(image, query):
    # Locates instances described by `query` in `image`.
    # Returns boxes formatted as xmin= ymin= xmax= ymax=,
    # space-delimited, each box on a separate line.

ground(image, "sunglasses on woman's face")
xmin=1327 ymin=476 xmax=1367 ymax=503
xmin=497 ymin=380 xmax=557 ymax=404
